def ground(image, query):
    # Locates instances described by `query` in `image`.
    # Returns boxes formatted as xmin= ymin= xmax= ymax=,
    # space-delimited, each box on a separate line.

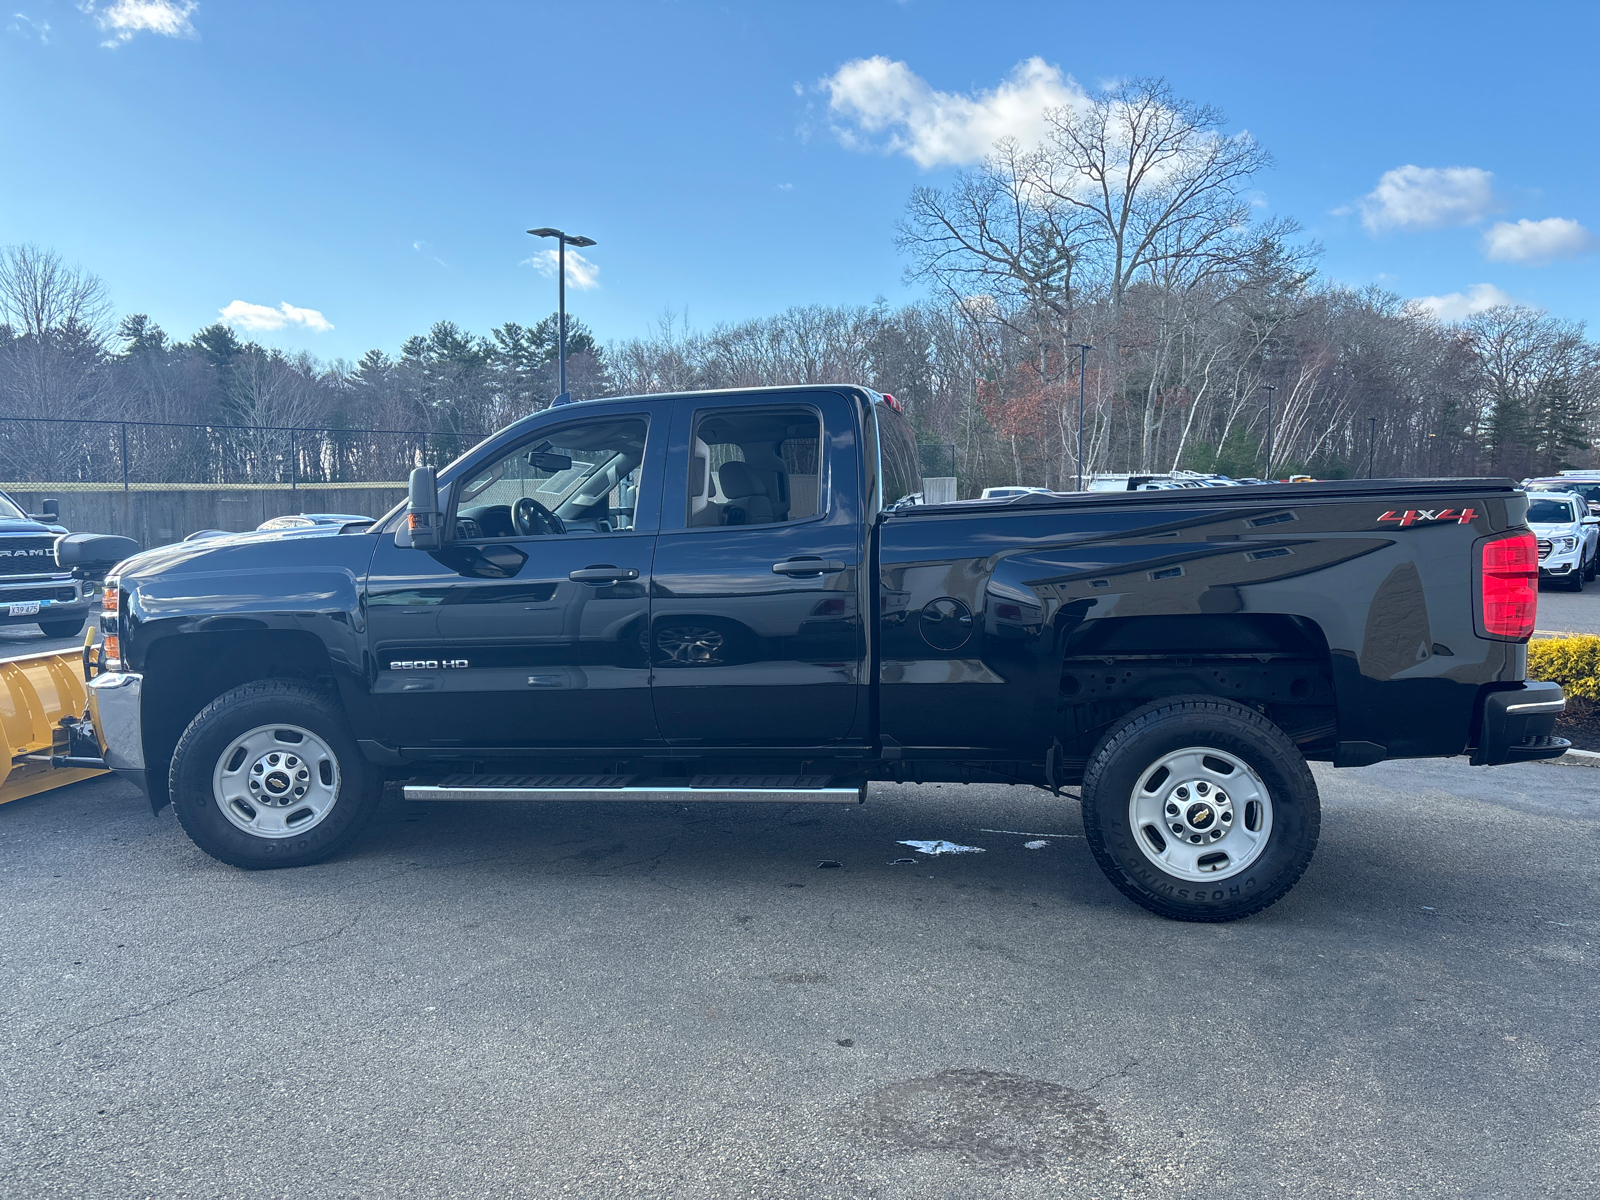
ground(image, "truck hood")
xmin=0 ymin=516 xmax=60 ymax=536
xmin=1528 ymin=521 xmax=1583 ymax=537
xmin=113 ymin=523 xmax=365 ymax=581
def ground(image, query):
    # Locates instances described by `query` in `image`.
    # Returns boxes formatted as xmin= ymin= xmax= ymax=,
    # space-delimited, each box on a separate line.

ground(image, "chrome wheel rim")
xmin=1128 ymin=746 xmax=1272 ymax=882
xmin=212 ymin=724 xmax=340 ymax=839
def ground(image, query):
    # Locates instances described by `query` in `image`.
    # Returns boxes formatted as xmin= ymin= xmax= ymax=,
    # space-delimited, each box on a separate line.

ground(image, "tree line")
xmin=2 ymin=78 xmax=1596 ymax=492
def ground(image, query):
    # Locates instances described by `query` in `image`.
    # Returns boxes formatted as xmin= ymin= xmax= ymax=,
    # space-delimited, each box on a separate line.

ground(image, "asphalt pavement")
xmin=1537 ymin=583 xmax=1600 ymax=636
xmin=0 ymin=621 xmax=95 ymax=658
xmin=2 ymin=755 xmax=1596 ymax=1199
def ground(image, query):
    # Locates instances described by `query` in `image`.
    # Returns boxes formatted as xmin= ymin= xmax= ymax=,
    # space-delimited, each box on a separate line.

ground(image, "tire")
xmin=1586 ymin=553 xmax=1597 ymax=583
xmin=1079 ymin=697 xmax=1320 ymax=922
xmin=1568 ymin=567 xmax=1585 ymax=593
xmin=39 ymin=617 xmax=85 ymax=638
xmin=168 ymin=679 xmax=383 ymax=869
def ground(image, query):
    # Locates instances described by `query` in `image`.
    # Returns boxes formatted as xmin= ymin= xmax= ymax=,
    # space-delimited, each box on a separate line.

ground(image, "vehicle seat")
xmin=742 ymin=451 xmax=791 ymax=521
xmin=717 ymin=461 xmax=773 ymax=525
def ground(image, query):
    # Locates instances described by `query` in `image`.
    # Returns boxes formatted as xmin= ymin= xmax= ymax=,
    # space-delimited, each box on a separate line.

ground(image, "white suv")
xmin=1525 ymin=490 xmax=1599 ymax=591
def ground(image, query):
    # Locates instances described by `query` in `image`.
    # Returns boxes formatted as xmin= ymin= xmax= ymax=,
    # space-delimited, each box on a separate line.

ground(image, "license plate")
xmin=8 ymin=601 xmax=40 ymax=616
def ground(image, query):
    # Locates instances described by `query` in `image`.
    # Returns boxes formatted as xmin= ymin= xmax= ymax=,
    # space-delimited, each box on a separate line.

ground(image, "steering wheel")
xmin=512 ymin=496 xmax=565 ymax=536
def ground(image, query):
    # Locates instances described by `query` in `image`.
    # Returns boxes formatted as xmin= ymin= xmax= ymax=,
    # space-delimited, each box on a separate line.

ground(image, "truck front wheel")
xmin=168 ymin=679 xmax=383 ymax=869
xmin=1079 ymin=698 xmax=1320 ymax=922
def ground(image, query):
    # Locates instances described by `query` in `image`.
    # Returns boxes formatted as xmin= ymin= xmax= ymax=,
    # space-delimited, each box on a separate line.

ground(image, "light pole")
xmin=1075 ymin=343 xmax=1094 ymax=491
xmin=1263 ymin=384 xmax=1276 ymax=479
xmin=527 ymin=226 xmax=597 ymax=405
xmin=1368 ymin=416 xmax=1377 ymax=479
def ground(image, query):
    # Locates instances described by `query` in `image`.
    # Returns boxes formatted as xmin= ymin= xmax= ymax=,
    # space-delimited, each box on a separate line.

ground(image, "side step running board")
xmin=403 ymin=773 xmax=864 ymax=804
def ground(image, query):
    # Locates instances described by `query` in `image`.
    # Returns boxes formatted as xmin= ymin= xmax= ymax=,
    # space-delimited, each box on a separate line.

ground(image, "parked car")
xmin=0 ymin=492 xmax=102 ymax=638
xmin=979 ymin=486 xmax=1054 ymax=500
xmin=1527 ymin=475 xmax=1600 ymax=517
xmin=257 ymin=513 xmax=376 ymax=532
xmin=1524 ymin=491 xmax=1599 ymax=590
xmin=83 ymin=385 xmax=1564 ymax=923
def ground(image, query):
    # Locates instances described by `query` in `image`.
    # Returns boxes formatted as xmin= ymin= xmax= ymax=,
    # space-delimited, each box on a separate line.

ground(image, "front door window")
xmin=455 ymin=416 xmax=649 ymax=539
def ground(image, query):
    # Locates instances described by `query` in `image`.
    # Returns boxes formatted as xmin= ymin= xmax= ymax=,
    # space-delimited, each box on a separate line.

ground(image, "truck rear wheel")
xmin=168 ymin=679 xmax=383 ymax=869
xmin=1079 ymin=698 xmax=1320 ymax=922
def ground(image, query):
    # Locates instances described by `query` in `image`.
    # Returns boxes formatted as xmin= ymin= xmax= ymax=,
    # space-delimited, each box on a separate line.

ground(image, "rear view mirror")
xmin=401 ymin=466 xmax=443 ymax=551
xmin=55 ymin=532 xmax=138 ymax=573
xmin=527 ymin=450 xmax=573 ymax=473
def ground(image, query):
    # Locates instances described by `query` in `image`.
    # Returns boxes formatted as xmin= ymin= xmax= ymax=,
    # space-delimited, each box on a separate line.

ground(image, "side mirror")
xmin=55 ymin=532 xmax=139 ymax=573
xmin=401 ymin=466 xmax=443 ymax=551
xmin=29 ymin=498 xmax=60 ymax=523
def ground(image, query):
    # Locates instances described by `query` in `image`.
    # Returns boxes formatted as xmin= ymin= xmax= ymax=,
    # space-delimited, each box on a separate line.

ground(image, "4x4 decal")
xmin=1377 ymin=508 xmax=1476 ymax=527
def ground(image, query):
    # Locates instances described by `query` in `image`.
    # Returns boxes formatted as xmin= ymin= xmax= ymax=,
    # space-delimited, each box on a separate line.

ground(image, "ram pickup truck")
xmin=80 ymin=385 xmax=1566 ymax=921
xmin=0 ymin=492 xmax=97 ymax=638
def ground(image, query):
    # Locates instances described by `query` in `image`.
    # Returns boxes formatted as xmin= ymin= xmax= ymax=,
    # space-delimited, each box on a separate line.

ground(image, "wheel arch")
xmin=1055 ymin=613 xmax=1339 ymax=773
xmin=139 ymin=629 xmax=341 ymax=812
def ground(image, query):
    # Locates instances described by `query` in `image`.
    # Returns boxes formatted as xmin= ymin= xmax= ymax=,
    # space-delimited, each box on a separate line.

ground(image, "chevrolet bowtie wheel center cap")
xmin=1164 ymin=780 xmax=1233 ymax=843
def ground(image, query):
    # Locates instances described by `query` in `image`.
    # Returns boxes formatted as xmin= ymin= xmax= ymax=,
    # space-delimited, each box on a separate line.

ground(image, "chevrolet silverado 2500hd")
xmin=80 ymin=385 xmax=1565 ymax=921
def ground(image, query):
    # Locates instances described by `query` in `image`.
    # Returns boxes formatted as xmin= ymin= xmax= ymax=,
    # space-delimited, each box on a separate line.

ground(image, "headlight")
xmin=1553 ymin=536 xmax=1578 ymax=553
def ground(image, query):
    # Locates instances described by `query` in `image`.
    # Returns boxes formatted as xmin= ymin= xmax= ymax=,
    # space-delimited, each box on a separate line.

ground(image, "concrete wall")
xmin=922 ymin=477 xmax=958 ymax=505
xmin=2 ymin=484 xmax=406 ymax=548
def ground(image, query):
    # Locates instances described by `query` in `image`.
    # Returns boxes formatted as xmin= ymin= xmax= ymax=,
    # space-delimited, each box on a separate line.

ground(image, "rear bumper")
xmin=1470 ymin=681 xmax=1569 ymax=766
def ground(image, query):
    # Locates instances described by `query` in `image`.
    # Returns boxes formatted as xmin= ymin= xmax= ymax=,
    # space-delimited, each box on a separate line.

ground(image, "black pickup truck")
xmin=80 ymin=385 xmax=1566 ymax=921
xmin=0 ymin=492 xmax=97 ymax=638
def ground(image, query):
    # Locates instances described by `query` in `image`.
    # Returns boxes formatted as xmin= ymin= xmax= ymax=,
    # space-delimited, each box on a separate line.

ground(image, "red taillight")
xmin=1478 ymin=530 xmax=1538 ymax=641
xmin=881 ymin=392 xmax=903 ymax=412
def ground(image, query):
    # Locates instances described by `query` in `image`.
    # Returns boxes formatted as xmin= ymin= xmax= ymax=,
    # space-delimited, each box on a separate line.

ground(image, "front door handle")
xmin=771 ymin=558 xmax=847 ymax=576
xmin=569 ymin=565 xmax=641 ymax=584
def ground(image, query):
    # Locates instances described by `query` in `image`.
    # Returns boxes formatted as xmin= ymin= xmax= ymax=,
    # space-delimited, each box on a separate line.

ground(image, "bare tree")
xmin=0 ymin=244 xmax=113 ymax=340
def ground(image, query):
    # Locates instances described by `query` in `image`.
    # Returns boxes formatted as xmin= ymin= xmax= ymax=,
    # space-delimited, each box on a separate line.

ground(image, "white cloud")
xmin=522 ymin=248 xmax=600 ymax=290
xmin=1482 ymin=217 xmax=1599 ymax=264
xmin=1358 ymin=165 xmax=1496 ymax=233
xmin=822 ymin=55 xmax=1087 ymax=168
xmin=8 ymin=12 xmax=50 ymax=42
xmin=1412 ymin=283 xmax=1516 ymax=321
xmin=220 ymin=300 xmax=334 ymax=333
xmin=86 ymin=0 xmax=197 ymax=45
xmin=776 ymin=182 xmax=794 ymax=191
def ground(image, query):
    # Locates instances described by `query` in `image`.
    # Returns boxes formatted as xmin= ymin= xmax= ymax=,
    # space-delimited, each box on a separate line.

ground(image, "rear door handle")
xmin=771 ymin=559 xmax=847 ymax=576
xmin=569 ymin=565 xmax=641 ymax=584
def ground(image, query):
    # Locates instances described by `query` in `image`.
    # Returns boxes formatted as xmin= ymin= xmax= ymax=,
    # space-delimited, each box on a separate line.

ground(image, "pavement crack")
xmin=47 ymin=905 xmax=372 ymax=1048
xmin=1086 ymin=1058 xmax=1139 ymax=1092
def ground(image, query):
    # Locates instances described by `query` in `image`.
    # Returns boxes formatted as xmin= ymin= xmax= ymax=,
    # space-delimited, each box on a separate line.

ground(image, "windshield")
xmin=1528 ymin=498 xmax=1578 ymax=523
xmin=0 ymin=491 xmax=26 ymax=520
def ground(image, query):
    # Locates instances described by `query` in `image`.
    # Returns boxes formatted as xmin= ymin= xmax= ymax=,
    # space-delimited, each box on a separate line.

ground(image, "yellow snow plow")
xmin=0 ymin=628 xmax=108 ymax=805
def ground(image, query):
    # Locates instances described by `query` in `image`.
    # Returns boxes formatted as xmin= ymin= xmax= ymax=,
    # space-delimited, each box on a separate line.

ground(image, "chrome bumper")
xmin=87 ymin=671 xmax=144 ymax=771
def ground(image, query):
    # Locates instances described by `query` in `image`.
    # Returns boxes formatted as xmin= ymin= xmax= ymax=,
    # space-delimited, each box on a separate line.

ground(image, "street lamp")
xmin=527 ymin=226 xmax=597 ymax=406
xmin=1075 ymin=344 xmax=1094 ymax=491
xmin=1263 ymin=384 xmax=1276 ymax=479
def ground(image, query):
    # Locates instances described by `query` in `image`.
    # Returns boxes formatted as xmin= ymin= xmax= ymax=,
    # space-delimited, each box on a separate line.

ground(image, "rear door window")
xmin=687 ymin=407 xmax=823 ymax=527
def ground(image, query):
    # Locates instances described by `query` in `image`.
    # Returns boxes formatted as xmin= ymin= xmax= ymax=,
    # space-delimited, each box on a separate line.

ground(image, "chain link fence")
xmin=0 ymin=416 xmax=486 ymax=492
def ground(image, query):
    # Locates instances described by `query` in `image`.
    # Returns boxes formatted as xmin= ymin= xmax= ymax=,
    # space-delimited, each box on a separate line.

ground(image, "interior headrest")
xmin=717 ymin=460 xmax=767 ymax=499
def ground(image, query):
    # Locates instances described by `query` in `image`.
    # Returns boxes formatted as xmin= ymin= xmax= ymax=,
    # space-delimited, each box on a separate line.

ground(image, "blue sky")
xmin=3 ymin=0 xmax=1597 ymax=362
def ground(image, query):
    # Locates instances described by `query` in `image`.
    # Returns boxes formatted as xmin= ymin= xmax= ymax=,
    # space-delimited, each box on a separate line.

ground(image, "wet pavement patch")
xmin=843 ymin=1068 xmax=1116 ymax=1170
